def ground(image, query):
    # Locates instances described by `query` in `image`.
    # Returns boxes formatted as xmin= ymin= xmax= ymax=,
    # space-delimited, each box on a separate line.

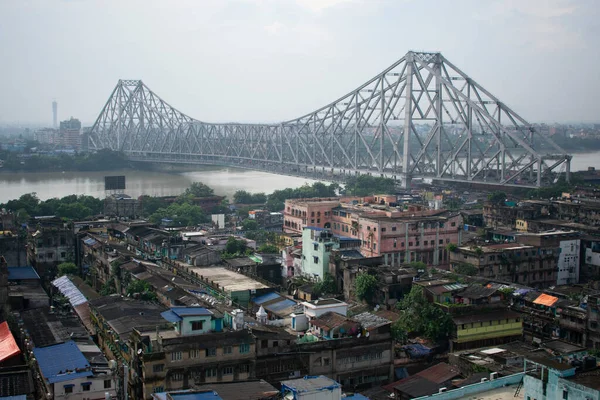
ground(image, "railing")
xmin=412 ymin=372 xmax=525 ymax=400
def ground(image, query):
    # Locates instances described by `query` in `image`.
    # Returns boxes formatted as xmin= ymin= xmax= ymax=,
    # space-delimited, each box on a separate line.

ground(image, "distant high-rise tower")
xmin=52 ymin=100 xmax=58 ymax=129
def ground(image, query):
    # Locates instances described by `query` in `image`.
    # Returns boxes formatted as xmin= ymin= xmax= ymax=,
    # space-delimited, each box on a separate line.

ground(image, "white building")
xmin=557 ymin=239 xmax=580 ymax=285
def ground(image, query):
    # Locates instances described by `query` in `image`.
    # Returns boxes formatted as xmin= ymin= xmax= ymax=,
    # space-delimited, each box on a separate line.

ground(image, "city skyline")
xmin=1 ymin=0 xmax=599 ymax=125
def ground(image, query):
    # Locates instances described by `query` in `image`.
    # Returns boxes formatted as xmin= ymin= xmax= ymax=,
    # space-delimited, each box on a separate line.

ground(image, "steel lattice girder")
xmin=88 ymin=51 xmax=570 ymax=188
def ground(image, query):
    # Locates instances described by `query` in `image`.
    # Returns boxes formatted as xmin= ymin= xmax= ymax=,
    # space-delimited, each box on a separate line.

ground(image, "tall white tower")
xmin=52 ymin=100 xmax=58 ymax=129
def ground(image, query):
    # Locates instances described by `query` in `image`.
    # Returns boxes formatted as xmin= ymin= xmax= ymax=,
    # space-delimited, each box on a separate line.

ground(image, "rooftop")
xmin=152 ymin=390 xmax=223 ymax=400
xmin=0 ymin=322 xmax=20 ymax=363
xmin=187 ymin=266 xmax=268 ymax=292
xmin=452 ymin=310 xmax=521 ymax=325
xmin=89 ymin=296 xmax=166 ymax=339
xmin=281 ymin=375 xmax=341 ymax=394
xmin=352 ymin=312 xmax=391 ymax=331
xmin=161 ymin=307 xmax=213 ymax=323
xmin=6 ymin=266 xmax=39 ymax=281
xmin=195 ymin=380 xmax=278 ymax=400
xmin=32 ymin=341 xmax=92 ymax=384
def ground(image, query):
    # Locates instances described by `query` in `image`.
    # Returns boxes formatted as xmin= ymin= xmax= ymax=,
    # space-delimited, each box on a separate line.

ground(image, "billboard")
xmin=104 ymin=175 xmax=126 ymax=191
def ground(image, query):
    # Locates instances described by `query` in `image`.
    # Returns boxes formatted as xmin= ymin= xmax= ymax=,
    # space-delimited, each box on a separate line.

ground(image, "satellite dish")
xmin=357 ymin=333 xmax=361 ymax=338
xmin=137 ymin=349 xmax=143 ymax=355
xmin=366 ymin=331 xmax=370 ymax=337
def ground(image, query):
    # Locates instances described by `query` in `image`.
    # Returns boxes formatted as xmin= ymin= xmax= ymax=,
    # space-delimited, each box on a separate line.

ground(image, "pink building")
xmin=284 ymin=196 xmax=463 ymax=267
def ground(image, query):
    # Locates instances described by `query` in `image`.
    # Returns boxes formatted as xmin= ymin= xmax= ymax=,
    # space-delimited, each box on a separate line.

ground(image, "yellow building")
xmin=516 ymin=219 xmax=528 ymax=232
xmin=451 ymin=310 xmax=523 ymax=351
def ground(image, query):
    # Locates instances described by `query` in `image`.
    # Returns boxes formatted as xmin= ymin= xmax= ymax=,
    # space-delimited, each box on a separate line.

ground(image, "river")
xmin=0 ymin=151 xmax=598 ymax=203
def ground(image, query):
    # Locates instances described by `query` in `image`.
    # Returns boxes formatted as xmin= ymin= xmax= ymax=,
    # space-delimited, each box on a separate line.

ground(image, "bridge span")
xmin=89 ymin=51 xmax=570 ymax=188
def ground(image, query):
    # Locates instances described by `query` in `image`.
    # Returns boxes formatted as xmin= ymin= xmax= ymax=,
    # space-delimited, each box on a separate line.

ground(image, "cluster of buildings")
xmin=4 ymin=185 xmax=600 ymax=399
xmin=33 ymin=117 xmax=85 ymax=150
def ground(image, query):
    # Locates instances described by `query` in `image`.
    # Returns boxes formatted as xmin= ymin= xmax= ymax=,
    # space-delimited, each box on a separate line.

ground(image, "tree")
xmin=446 ymin=243 xmax=458 ymax=252
xmin=313 ymin=273 xmax=338 ymax=296
xmin=126 ymin=280 xmax=157 ymax=301
xmin=57 ymin=262 xmax=78 ymax=276
xmin=242 ymin=219 xmax=258 ymax=231
xmin=354 ymin=273 xmax=378 ymax=302
xmin=150 ymin=203 xmax=208 ymax=226
xmin=233 ymin=190 xmax=253 ymax=204
xmin=487 ymin=191 xmax=507 ymax=205
xmin=257 ymin=244 xmax=279 ymax=254
xmin=184 ymin=182 xmax=214 ymax=197
xmin=225 ymin=237 xmax=247 ymax=255
xmin=393 ymin=286 xmax=453 ymax=343
xmin=265 ymin=198 xmax=285 ymax=212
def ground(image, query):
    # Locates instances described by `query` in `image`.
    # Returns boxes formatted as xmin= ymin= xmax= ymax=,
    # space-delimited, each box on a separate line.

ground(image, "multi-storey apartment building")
xmin=129 ymin=307 xmax=256 ymax=399
xmin=285 ymin=197 xmax=463 ymax=266
xmin=27 ymin=216 xmax=75 ymax=282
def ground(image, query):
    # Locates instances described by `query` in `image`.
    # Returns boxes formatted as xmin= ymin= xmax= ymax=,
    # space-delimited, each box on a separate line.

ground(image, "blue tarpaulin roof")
xmin=33 ymin=341 xmax=92 ymax=384
xmin=0 ymin=396 xmax=27 ymax=400
xmin=403 ymin=343 xmax=432 ymax=359
xmin=344 ymin=394 xmax=370 ymax=400
xmin=7 ymin=266 xmax=40 ymax=280
xmin=161 ymin=307 xmax=212 ymax=323
xmin=252 ymin=292 xmax=282 ymax=305
xmin=83 ymin=237 xmax=97 ymax=246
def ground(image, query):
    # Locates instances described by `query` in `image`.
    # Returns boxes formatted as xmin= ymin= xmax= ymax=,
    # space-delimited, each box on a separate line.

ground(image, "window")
xmin=311 ymin=212 xmax=315 ymax=217
xmin=409 ymin=242 xmax=413 ymax=247
xmin=153 ymin=386 xmax=165 ymax=393
xmin=206 ymin=368 xmax=217 ymax=378
xmin=206 ymin=348 xmax=217 ymax=357
xmin=191 ymin=320 xmax=204 ymax=331
xmin=317 ymin=219 xmax=320 ymax=223
xmin=424 ymin=240 xmax=428 ymax=246
xmin=240 ymin=364 xmax=250 ymax=373
xmin=382 ymin=228 xmax=386 ymax=232
xmin=313 ymin=256 xmax=319 ymax=264
xmin=153 ymin=364 xmax=164 ymax=373
xmin=171 ymin=351 xmax=182 ymax=361
xmin=261 ymin=339 xmax=268 ymax=348
xmin=61 ymin=251 xmax=66 ymax=258
xmin=311 ymin=219 xmax=315 ymax=223
xmin=392 ymin=226 xmax=397 ymax=231
xmin=563 ymin=390 xmax=568 ymax=399
xmin=393 ymin=241 xmax=397 ymax=248
xmin=82 ymin=383 xmax=91 ymax=392
xmin=240 ymin=343 xmax=250 ymax=354
xmin=223 ymin=346 xmax=232 ymax=354
xmin=223 ymin=366 xmax=233 ymax=375
xmin=323 ymin=357 xmax=330 ymax=366
xmin=64 ymin=385 xmax=73 ymax=394
xmin=401 ymin=242 xmax=405 ymax=247
xmin=104 ymin=380 xmax=111 ymax=389
xmin=314 ymin=244 xmax=319 ymax=251
xmin=439 ymin=239 xmax=443 ymax=245
xmin=172 ymin=372 xmax=183 ymax=381
xmin=189 ymin=349 xmax=200 ymax=359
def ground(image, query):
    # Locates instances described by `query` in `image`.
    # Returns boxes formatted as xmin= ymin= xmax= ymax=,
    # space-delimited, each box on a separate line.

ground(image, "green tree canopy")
xmin=354 ymin=273 xmax=378 ymax=302
xmin=224 ymin=237 xmax=248 ymax=255
xmin=313 ymin=273 xmax=338 ymax=296
xmin=184 ymin=182 xmax=215 ymax=197
xmin=257 ymin=243 xmax=279 ymax=254
xmin=241 ymin=219 xmax=259 ymax=232
xmin=149 ymin=202 xmax=208 ymax=226
xmin=487 ymin=191 xmax=507 ymax=205
xmin=57 ymin=262 xmax=78 ymax=276
xmin=343 ymin=175 xmax=396 ymax=196
xmin=392 ymin=286 xmax=453 ymax=343
xmin=233 ymin=191 xmax=267 ymax=204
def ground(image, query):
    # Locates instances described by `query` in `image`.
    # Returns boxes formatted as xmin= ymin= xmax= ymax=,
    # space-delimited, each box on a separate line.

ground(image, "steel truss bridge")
xmin=89 ymin=51 xmax=570 ymax=188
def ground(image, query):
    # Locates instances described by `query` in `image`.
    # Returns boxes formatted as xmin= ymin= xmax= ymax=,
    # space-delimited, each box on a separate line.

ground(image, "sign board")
xmin=104 ymin=175 xmax=126 ymax=191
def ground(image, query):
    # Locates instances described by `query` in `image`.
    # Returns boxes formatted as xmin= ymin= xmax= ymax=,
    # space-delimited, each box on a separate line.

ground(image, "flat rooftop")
xmin=188 ymin=266 xmax=268 ymax=292
xmin=457 ymin=384 xmax=524 ymax=400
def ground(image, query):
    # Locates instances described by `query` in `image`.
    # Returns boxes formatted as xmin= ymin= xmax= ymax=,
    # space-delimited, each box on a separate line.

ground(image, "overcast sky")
xmin=1 ymin=0 xmax=598 ymax=126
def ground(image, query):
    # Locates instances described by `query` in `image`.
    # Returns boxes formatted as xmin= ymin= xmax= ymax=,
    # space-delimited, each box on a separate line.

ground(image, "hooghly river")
xmin=0 ymin=151 xmax=598 ymax=203
xmin=0 ymin=166 xmax=317 ymax=203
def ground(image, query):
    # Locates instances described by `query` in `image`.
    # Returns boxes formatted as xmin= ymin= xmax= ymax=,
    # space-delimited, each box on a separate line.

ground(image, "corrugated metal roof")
xmin=33 ymin=341 xmax=92 ymax=384
xmin=415 ymin=362 xmax=461 ymax=384
xmin=264 ymin=299 xmax=297 ymax=313
xmin=52 ymin=276 xmax=87 ymax=307
xmin=252 ymin=292 xmax=282 ymax=305
xmin=0 ymin=322 xmax=20 ymax=363
xmin=161 ymin=310 xmax=182 ymax=323
xmin=0 ymin=396 xmax=27 ymax=400
xmin=7 ymin=266 xmax=40 ymax=280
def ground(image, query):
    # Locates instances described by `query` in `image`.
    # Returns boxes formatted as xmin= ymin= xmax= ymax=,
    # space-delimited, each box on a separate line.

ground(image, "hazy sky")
xmin=1 ymin=0 xmax=599 ymax=125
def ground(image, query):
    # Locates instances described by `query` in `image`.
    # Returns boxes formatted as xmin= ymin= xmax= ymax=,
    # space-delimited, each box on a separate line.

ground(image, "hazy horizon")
xmin=1 ymin=0 xmax=599 ymax=126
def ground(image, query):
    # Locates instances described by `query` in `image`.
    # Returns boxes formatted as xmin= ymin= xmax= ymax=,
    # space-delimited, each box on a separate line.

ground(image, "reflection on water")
xmin=0 ymin=151 xmax=597 ymax=203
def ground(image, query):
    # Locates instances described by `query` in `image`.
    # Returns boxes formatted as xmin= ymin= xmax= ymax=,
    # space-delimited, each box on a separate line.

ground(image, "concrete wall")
xmin=412 ymin=372 xmax=525 ymax=400
xmin=52 ymin=374 xmax=116 ymax=400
